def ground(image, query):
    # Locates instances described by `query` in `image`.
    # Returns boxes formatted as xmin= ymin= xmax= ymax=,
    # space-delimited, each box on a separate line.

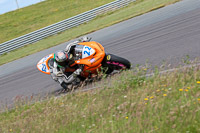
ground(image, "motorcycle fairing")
xmin=82 ymin=45 xmax=95 ymax=58
xmin=36 ymin=41 xmax=105 ymax=77
xmin=37 ymin=53 xmax=54 ymax=75
xmin=75 ymin=41 xmax=105 ymax=77
xmin=74 ymin=44 xmax=95 ymax=60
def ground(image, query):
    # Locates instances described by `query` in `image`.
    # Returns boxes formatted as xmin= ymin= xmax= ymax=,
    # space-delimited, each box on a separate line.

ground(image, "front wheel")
xmin=102 ymin=54 xmax=131 ymax=74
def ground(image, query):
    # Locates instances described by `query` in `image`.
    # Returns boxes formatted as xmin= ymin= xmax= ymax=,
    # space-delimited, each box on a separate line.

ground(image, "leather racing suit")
xmin=48 ymin=37 xmax=90 ymax=89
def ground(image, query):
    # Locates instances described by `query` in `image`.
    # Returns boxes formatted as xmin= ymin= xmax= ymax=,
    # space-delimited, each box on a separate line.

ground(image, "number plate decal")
xmin=82 ymin=46 xmax=95 ymax=58
xmin=37 ymin=53 xmax=53 ymax=74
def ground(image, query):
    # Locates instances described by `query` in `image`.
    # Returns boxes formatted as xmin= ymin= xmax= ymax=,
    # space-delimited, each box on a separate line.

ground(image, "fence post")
xmin=15 ymin=0 xmax=19 ymax=9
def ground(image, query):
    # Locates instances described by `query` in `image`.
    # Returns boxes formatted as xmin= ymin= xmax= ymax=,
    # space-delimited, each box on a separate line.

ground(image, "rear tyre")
xmin=103 ymin=54 xmax=131 ymax=73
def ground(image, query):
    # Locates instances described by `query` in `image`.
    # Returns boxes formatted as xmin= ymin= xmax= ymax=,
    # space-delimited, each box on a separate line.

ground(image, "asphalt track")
xmin=1 ymin=0 xmax=200 ymax=107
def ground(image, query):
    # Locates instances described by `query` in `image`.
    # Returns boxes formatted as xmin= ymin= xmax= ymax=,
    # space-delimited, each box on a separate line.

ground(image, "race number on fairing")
xmin=82 ymin=46 xmax=95 ymax=58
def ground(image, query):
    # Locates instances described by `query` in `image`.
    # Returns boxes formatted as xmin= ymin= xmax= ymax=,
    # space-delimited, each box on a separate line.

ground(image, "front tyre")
xmin=60 ymin=82 xmax=69 ymax=90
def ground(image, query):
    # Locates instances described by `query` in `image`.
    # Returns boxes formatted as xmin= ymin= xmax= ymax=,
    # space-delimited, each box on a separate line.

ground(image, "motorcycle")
xmin=37 ymin=39 xmax=131 ymax=89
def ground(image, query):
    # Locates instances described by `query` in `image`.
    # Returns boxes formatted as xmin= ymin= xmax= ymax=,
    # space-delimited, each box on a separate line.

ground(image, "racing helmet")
xmin=54 ymin=50 xmax=68 ymax=67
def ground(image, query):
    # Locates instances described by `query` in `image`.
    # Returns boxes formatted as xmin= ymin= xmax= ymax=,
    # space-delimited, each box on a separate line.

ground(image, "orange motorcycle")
xmin=37 ymin=40 xmax=131 ymax=88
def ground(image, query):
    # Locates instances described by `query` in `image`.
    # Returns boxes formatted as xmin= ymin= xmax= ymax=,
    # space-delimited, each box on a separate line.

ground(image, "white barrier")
xmin=0 ymin=0 xmax=135 ymax=55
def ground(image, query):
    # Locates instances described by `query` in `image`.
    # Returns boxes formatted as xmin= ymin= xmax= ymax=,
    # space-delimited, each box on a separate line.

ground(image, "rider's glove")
xmin=56 ymin=71 xmax=63 ymax=77
xmin=65 ymin=42 xmax=77 ymax=53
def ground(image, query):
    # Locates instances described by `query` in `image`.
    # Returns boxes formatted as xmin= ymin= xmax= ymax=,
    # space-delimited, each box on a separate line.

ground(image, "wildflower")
xmin=150 ymin=96 xmax=154 ymax=99
xmin=145 ymin=103 xmax=148 ymax=105
xmin=9 ymin=129 xmax=12 ymax=132
xmin=163 ymin=94 xmax=167 ymax=97
xmin=124 ymin=95 xmax=127 ymax=98
xmin=198 ymin=98 xmax=200 ymax=101
xmin=125 ymin=116 xmax=128 ymax=119
xmin=156 ymin=89 xmax=160 ymax=92
xmin=179 ymin=89 xmax=183 ymax=91
xmin=197 ymin=81 xmax=200 ymax=84
xmin=144 ymin=68 xmax=147 ymax=71
xmin=144 ymin=98 xmax=149 ymax=101
xmin=187 ymin=87 xmax=191 ymax=89
xmin=92 ymin=124 xmax=95 ymax=127
xmin=185 ymin=89 xmax=189 ymax=92
xmin=168 ymin=88 xmax=172 ymax=91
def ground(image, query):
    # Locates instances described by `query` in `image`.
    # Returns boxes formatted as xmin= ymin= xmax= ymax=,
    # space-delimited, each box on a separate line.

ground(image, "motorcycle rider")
xmin=49 ymin=36 xmax=91 ymax=89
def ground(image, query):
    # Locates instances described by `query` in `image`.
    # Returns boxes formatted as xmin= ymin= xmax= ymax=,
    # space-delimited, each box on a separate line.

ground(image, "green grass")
xmin=0 ymin=0 xmax=180 ymax=65
xmin=0 ymin=64 xmax=200 ymax=132
xmin=0 ymin=0 xmax=114 ymax=44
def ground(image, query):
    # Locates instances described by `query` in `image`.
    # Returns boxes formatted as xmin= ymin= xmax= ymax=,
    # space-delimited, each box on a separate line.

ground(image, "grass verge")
xmin=0 ymin=0 xmax=180 ymax=65
xmin=0 ymin=63 xmax=199 ymax=132
xmin=0 ymin=0 xmax=114 ymax=44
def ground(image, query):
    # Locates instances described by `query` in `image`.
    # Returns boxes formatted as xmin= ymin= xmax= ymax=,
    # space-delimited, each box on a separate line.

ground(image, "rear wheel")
xmin=103 ymin=54 xmax=131 ymax=74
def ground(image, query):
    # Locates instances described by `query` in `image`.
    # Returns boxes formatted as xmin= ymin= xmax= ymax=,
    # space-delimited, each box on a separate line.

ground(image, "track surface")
xmin=1 ymin=0 xmax=200 ymax=107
